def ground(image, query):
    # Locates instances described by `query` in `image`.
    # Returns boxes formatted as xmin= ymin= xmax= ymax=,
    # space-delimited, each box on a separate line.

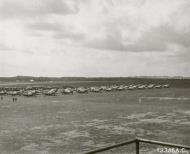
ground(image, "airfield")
xmin=0 ymin=80 xmax=190 ymax=154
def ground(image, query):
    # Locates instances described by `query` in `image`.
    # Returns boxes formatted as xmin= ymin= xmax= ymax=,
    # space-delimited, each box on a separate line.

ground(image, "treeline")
xmin=0 ymin=76 xmax=189 ymax=82
xmin=0 ymin=76 xmax=190 ymax=88
xmin=0 ymin=76 xmax=86 ymax=82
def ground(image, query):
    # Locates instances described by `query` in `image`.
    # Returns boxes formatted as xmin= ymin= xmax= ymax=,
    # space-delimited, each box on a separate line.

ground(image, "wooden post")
xmin=136 ymin=139 xmax=140 ymax=154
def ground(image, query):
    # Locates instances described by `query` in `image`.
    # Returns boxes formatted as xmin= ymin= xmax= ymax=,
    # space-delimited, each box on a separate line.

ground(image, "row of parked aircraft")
xmin=0 ymin=84 xmax=169 ymax=97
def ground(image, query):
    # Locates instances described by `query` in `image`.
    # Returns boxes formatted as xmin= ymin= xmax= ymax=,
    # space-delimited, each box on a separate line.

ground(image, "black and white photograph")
xmin=0 ymin=0 xmax=190 ymax=153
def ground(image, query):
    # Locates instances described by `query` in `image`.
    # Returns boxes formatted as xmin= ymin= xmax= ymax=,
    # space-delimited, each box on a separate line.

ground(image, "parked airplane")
xmin=138 ymin=85 xmax=146 ymax=89
xmin=23 ymin=90 xmax=36 ymax=97
xmin=154 ymin=85 xmax=162 ymax=88
xmin=116 ymin=86 xmax=125 ymax=91
xmin=100 ymin=86 xmax=107 ymax=91
xmin=90 ymin=87 xmax=102 ymax=93
xmin=162 ymin=84 xmax=169 ymax=88
xmin=6 ymin=91 xmax=20 ymax=96
xmin=128 ymin=86 xmax=135 ymax=90
xmin=61 ymin=88 xmax=74 ymax=95
xmin=44 ymin=89 xmax=57 ymax=96
xmin=104 ymin=87 xmax=113 ymax=92
xmin=77 ymin=87 xmax=88 ymax=94
xmin=0 ymin=91 xmax=6 ymax=95
xmin=147 ymin=84 xmax=155 ymax=89
xmin=111 ymin=85 xmax=119 ymax=91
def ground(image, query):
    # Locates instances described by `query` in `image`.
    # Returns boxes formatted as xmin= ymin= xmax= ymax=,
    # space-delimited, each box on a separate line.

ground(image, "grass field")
xmin=0 ymin=87 xmax=190 ymax=154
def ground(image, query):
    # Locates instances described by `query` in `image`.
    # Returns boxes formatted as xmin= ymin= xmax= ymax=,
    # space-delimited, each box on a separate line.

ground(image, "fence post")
xmin=136 ymin=139 xmax=140 ymax=154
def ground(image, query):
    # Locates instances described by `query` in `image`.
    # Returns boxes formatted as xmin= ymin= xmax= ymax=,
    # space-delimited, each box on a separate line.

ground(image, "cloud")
xmin=0 ymin=0 xmax=190 ymax=77
xmin=86 ymin=24 xmax=189 ymax=52
xmin=0 ymin=0 xmax=79 ymax=19
xmin=86 ymin=24 xmax=190 ymax=52
xmin=0 ymin=43 xmax=12 ymax=51
xmin=27 ymin=21 xmax=86 ymax=41
xmin=166 ymin=46 xmax=190 ymax=64
xmin=54 ymin=32 xmax=85 ymax=41
xmin=28 ymin=22 xmax=63 ymax=32
xmin=11 ymin=0 xmax=190 ymax=52
xmin=86 ymin=25 xmax=125 ymax=51
xmin=84 ymin=0 xmax=190 ymax=52
xmin=125 ymin=25 xmax=190 ymax=52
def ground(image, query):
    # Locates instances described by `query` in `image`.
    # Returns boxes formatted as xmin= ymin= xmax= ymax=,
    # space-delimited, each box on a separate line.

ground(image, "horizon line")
xmin=0 ymin=75 xmax=190 ymax=79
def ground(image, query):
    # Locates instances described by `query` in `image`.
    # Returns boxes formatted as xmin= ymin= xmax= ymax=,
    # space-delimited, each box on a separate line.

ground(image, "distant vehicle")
xmin=61 ymin=88 xmax=74 ymax=95
xmin=44 ymin=89 xmax=57 ymax=96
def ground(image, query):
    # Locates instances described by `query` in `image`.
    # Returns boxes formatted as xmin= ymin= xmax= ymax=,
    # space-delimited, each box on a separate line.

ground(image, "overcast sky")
xmin=0 ymin=0 xmax=190 ymax=77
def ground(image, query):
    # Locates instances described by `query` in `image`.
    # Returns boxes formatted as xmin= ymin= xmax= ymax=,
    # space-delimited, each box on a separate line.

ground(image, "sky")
xmin=0 ymin=0 xmax=190 ymax=77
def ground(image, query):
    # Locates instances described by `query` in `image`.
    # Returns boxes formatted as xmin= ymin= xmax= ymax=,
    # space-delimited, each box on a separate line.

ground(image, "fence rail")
xmin=82 ymin=138 xmax=190 ymax=154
